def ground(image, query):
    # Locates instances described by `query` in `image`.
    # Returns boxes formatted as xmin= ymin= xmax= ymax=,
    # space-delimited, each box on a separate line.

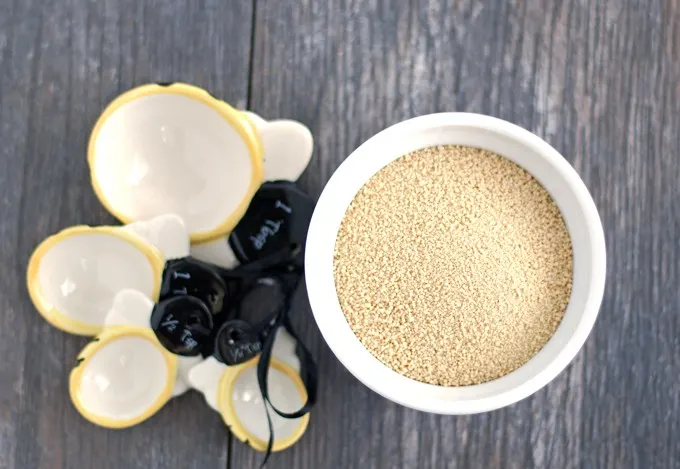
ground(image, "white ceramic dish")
xmin=73 ymin=333 xmax=171 ymax=424
xmin=189 ymin=331 xmax=308 ymax=452
xmin=89 ymin=83 xmax=312 ymax=243
xmin=305 ymin=113 xmax=606 ymax=414
xmin=27 ymin=214 xmax=189 ymax=336
xmin=70 ymin=289 xmax=200 ymax=428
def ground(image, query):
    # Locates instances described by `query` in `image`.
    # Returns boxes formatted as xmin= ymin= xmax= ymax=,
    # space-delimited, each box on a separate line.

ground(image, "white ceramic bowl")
xmin=305 ymin=113 xmax=606 ymax=414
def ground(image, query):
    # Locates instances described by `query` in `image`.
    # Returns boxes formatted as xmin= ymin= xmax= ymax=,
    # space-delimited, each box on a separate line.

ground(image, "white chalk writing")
xmin=249 ymin=219 xmax=283 ymax=250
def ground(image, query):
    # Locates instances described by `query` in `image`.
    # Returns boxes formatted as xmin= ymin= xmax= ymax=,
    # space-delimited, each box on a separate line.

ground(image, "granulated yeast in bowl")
xmin=333 ymin=145 xmax=573 ymax=386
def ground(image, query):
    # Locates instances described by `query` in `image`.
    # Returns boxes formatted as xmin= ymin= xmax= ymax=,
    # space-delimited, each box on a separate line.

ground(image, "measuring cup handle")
xmin=104 ymin=289 xmax=155 ymax=328
xmin=242 ymin=111 xmax=313 ymax=182
xmin=121 ymin=214 xmax=190 ymax=261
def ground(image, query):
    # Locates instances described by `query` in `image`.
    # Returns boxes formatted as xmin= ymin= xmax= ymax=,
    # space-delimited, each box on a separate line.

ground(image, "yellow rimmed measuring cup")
xmin=88 ymin=83 xmax=264 ymax=243
xmin=27 ymin=225 xmax=165 ymax=336
xmin=69 ymin=289 xmax=200 ymax=428
xmin=189 ymin=353 xmax=309 ymax=452
xmin=27 ymin=214 xmax=189 ymax=336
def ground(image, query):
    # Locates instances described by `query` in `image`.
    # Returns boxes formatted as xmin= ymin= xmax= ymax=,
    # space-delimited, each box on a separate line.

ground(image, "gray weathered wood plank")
xmin=0 ymin=0 xmax=253 ymax=467
xmin=2 ymin=0 xmax=680 ymax=468
xmin=236 ymin=0 xmax=680 ymax=468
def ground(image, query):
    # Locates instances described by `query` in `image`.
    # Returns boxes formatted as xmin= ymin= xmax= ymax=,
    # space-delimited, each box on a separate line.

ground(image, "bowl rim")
xmin=69 ymin=326 xmax=178 ymax=428
xmin=26 ymin=225 xmax=165 ymax=336
xmin=304 ymin=112 xmax=606 ymax=414
xmin=87 ymin=82 xmax=264 ymax=244
xmin=217 ymin=356 xmax=310 ymax=452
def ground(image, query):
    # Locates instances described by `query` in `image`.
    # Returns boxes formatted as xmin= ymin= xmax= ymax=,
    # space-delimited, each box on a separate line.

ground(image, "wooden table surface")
xmin=1 ymin=0 xmax=679 ymax=468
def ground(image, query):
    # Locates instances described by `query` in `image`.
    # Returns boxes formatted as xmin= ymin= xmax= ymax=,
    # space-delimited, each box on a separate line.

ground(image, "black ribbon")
xmin=151 ymin=181 xmax=318 ymax=465
xmin=255 ymin=275 xmax=318 ymax=464
xmin=151 ymin=251 xmax=317 ymax=465
xmin=213 ymin=250 xmax=317 ymax=466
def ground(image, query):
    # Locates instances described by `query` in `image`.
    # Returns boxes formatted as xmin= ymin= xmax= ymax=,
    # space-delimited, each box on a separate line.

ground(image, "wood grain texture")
xmin=1 ymin=0 xmax=679 ymax=468
xmin=0 ymin=0 xmax=252 ymax=467
xmin=236 ymin=0 xmax=680 ymax=468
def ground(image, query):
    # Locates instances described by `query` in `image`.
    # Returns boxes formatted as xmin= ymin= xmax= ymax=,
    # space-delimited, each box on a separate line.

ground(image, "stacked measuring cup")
xmin=26 ymin=83 xmax=317 ymax=456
